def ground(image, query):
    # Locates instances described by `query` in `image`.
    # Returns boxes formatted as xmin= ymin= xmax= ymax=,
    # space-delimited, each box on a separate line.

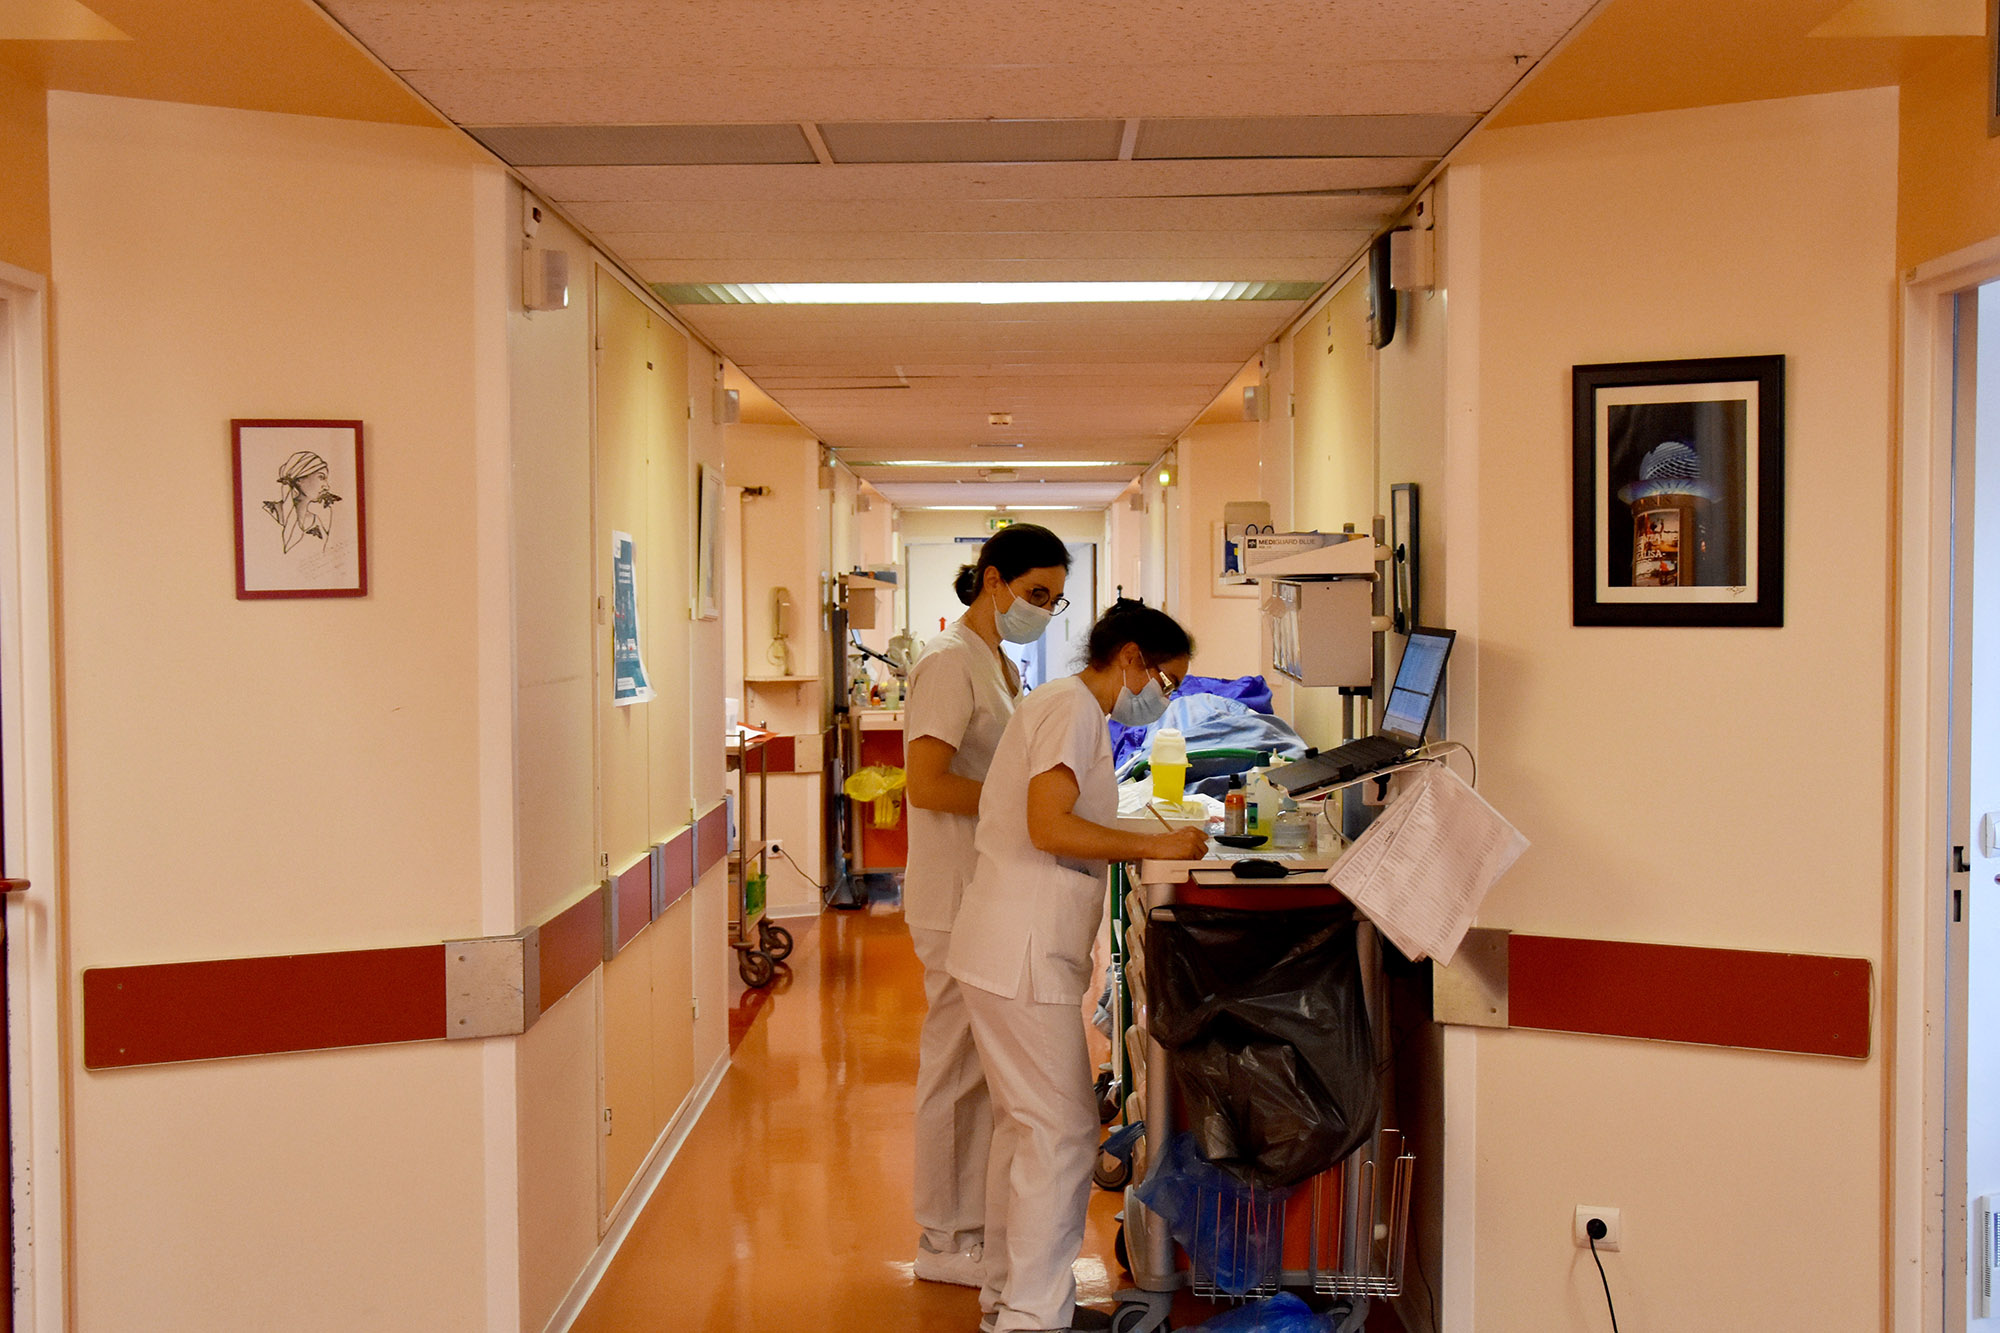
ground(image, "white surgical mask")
xmin=1111 ymin=672 xmax=1170 ymax=727
xmin=995 ymin=585 xmax=1054 ymax=644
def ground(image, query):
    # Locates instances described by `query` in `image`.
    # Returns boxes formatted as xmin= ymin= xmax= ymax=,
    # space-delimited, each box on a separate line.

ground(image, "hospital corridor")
xmin=0 ymin=0 xmax=1997 ymax=1331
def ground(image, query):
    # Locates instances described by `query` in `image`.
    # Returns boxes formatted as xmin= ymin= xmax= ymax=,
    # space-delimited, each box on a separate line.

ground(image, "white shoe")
xmin=914 ymin=1239 xmax=985 ymax=1287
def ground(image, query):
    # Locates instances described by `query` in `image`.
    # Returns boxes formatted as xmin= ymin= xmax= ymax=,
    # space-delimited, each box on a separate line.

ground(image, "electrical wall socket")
xmin=1574 ymin=1205 xmax=1621 ymax=1251
xmin=765 ymin=839 xmax=784 ymax=859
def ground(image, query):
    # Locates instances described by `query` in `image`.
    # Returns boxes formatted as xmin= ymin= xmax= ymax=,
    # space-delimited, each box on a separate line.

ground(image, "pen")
xmin=1148 ymin=804 xmax=1175 ymax=833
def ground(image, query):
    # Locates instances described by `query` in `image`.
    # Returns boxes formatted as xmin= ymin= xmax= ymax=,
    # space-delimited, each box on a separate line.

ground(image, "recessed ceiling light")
xmin=853 ymin=459 xmax=1135 ymax=469
xmin=658 ymin=281 xmax=1322 ymax=305
xmin=988 ymin=412 xmax=1013 ymax=426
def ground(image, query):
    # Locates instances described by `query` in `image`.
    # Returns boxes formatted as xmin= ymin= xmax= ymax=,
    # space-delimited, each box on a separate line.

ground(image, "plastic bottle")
xmin=1245 ymin=762 xmax=1280 ymax=838
xmin=1150 ymin=727 xmax=1189 ymax=807
xmin=1223 ymin=775 xmax=1247 ymax=836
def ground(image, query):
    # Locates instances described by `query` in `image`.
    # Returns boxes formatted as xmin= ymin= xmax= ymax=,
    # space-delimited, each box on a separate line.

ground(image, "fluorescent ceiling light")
xmin=906 ymin=505 xmax=1095 ymax=512
xmin=853 ymin=459 xmax=1134 ymax=469
xmin=658 ymin=281 xmax=1321 ymax=306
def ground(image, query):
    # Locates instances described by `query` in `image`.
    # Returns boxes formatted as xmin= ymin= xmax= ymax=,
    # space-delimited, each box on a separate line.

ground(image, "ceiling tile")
xmin=465 ymin=122 xmax=816 ymax=166
xmin=818 ymin=119 xmax=1125 ymax=163
xmin=1134 ymin=115 xmax=1482 ymax=159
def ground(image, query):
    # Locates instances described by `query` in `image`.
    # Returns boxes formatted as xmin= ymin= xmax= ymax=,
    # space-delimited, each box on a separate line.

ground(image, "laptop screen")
xmin=1379 ymin=629 xmax=1454 ymax=743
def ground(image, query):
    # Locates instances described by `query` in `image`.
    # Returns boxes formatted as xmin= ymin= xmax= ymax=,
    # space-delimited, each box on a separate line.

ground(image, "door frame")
xmin=0 ymin=260 xmax=67 ymax=1333
xmin=1895 ymin=233 xmax=2000 ymax=1333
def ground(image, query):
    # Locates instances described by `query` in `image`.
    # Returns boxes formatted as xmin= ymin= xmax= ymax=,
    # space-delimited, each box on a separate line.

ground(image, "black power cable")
xmin=1586 ymin=1219 xmax=1620 ymax=1333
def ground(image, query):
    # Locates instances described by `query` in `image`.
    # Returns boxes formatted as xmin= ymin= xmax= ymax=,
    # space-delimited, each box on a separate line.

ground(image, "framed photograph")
xmin=694 ymin=462 xmax=723 ymax=620
xmin=1571 ymin=356 xmax=1784 ymax=627
xmin=231 ymin=419 xmax=367 ymax=599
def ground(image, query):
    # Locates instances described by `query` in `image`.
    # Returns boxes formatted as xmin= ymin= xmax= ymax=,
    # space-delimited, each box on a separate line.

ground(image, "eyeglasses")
xmin=1145 ymin=665 xmax=1183 ymax=697
xmin=1015 ymin=584 xmax=1069 ymax=615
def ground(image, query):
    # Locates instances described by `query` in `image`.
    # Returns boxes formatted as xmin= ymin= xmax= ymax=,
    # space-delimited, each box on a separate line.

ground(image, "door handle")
xmin=0 ymin=879 xmax=29 ymax=894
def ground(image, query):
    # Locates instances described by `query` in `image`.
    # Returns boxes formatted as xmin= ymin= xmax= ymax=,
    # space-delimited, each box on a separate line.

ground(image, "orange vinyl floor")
xmin=573 ymin=888 xmax=1402 ymax=1333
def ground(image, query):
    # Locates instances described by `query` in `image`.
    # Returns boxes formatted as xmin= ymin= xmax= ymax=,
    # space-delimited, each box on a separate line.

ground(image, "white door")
xmin=0 ymin=266 xmax=63 ymax=1333
xmin=1950 ymin=280 xmax=2000 ymax=1331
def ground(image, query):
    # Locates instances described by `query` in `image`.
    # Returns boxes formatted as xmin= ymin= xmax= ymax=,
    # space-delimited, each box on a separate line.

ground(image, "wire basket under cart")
xmin=1106 ymin=864 xmax=1417 ymax=1330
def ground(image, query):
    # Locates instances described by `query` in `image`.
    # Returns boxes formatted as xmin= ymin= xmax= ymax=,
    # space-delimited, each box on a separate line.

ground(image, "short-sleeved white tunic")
xmin=901 ymin=619 xmax=1018 ymax=933
xmin=947 ymin=675 xmax=1118 ymax=1006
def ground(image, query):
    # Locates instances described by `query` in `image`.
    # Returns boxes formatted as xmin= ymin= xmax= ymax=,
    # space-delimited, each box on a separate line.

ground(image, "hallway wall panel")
xmin=1457 ymin=87 xmax=1897 ymax=1329
xmin=46 ymin=91 xmax=496 ymax=1330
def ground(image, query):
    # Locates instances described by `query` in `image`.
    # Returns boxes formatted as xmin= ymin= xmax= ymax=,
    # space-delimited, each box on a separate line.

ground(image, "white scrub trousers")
xmin=911 ymin=926 xmax=992 ymax=1254
xmin=961 ymin=980 xmax=1098 ymax=1333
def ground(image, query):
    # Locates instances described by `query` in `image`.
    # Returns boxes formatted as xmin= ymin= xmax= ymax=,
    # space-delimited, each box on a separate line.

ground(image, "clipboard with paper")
xmin=1327 ymin=762 xmax=1528 ymax=965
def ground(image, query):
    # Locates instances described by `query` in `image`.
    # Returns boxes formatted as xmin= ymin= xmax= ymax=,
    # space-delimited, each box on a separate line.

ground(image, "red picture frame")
xmin=230 ymin=419 xmax=369 ymax=600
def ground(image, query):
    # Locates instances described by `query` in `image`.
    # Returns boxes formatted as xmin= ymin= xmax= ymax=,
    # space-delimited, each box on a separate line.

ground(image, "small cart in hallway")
xmin=728 ymin=727 xmax=793 ymax=987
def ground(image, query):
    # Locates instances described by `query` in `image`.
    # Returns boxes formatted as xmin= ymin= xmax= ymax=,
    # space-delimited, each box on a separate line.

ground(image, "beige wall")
xmin=1900 ymin=40 xmax=2000 ymax=270
xmin=49 ymin=91 xmax=494 ymax=1330
xmin=1457 ymin=88 xmax=1897 ymax=1327
xmin=0 ymin=66 xmax=50 ymax=275
xmin=507 ymin=210 xmax=730 ymax=1327
xmin=1285 ymin=273 xmax=1375 ymax=744
xmin=1167 ymin=422 xmax=1264 ymax=680
xmin=729 ymin=423 xmax=828 ymax=911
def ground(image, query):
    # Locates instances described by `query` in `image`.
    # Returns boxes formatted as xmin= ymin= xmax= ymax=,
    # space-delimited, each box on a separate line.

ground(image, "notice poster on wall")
xmin=612 ymin=530 xmax=653 ymax=706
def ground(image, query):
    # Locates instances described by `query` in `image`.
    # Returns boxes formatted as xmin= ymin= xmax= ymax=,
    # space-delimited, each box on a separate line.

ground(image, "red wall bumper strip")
xmin=537 ymin=891 xmax=606 ymax=1015
xmin=1507 ymin=933 xmax=1872 ymax=1058
xmin=694 ymin=802 xmax=730 ymax=879
xmin=658 ymin=825 xmax=695 ymax=913
xmin=83 ymin=945 xmax=446 ymax=1069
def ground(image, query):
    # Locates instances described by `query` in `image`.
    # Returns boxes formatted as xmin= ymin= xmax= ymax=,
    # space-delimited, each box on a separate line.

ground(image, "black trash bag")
xmin=1144 ymin=903 xmax=1377 ymax=1189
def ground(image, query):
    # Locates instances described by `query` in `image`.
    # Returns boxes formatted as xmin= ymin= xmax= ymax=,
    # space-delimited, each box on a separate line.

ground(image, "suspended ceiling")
xmin=306 ymin=0 xmax=1615 ymax=500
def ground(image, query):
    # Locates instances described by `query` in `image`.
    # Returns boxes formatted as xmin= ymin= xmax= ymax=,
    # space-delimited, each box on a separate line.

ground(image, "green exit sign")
xmin=987 ymin=516 xmax=1014 ymax=532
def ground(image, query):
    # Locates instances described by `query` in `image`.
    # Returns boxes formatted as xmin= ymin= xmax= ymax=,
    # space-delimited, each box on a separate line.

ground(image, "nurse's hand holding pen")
xmin=1147 ymin=825 xmax=1213 ymax=861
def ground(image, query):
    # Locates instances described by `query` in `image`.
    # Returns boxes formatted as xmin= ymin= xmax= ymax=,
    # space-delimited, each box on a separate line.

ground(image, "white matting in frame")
xmin=232 ymin=419 xmax=368 ymax=599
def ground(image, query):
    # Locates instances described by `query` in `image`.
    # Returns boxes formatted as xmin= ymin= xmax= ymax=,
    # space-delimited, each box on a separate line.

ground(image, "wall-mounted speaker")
xmin=524 ymin=247 xmax=569 ymax=312
xmin=1368 ymin=233 xmax=1397 ymax=350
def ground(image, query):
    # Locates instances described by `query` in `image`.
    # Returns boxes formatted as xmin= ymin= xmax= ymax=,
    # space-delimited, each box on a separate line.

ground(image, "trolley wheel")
xmin=1093 ymin=1149 xmax=1132 ymax=1192
xmin=738 ymin=949 xmax=777 ymax=989
xmin=1112 ymin=1221 xmax=1129 ymax=1274
xmin=1109 ymin=1300 xmax=1165 ymax=1333
xmin=758 ymin=920 xmax=794 ymax=961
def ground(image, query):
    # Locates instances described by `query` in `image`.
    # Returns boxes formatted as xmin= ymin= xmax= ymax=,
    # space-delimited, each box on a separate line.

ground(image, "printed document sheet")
xmin=1329 ymin=763 xmax=1528 ymax=964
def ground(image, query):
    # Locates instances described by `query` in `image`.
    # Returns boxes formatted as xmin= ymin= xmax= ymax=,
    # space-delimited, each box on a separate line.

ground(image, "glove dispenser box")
xmin=1268 ymin=578 xmax=1373 ymax=687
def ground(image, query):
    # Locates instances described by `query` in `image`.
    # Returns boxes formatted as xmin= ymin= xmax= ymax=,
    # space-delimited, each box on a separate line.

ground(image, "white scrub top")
xmin=902 ymin=619 xmax=1019 ymax=933
xmin=947 ymin=675 xmax=1118 ymax=1006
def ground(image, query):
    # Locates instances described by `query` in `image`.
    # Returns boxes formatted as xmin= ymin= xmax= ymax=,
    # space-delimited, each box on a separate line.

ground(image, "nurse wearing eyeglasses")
xmin=902 ymin=523 xmax=1074 ymax=1287
xmin=948 ymin=599 xmax=1210 ymax=1333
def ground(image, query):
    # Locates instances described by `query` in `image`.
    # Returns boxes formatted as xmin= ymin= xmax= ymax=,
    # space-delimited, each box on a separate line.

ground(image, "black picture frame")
xmin=1571 ymin=355 xmax=1785 ymax=628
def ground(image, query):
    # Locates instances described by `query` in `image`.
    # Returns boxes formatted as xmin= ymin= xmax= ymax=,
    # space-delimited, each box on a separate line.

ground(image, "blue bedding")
xmin=1109 ymin=675 xmax=1304 ymax=776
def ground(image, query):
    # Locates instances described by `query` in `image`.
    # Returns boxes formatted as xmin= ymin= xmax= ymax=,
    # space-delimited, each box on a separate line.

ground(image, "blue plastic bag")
xmin=1132 ymin=1132 xmax=1290 ymax=1296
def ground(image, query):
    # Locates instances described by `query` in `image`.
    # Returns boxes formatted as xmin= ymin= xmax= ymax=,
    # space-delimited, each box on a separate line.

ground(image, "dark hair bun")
xmin=954 ymin=563 xmax=981 ymax=606
xmin=1087 ymin=598 xmax=1194 ymax=667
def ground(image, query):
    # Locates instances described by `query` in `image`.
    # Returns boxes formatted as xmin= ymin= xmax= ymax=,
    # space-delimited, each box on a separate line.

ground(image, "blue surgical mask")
xmin=1111 ymin=673 xmax=1169 ymax=727
xmin=995 ymin=585 xmax=1054 ymax=645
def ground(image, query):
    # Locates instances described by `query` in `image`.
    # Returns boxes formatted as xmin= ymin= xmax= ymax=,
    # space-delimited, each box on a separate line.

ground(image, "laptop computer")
xmin=1268 ymin=627 xmax=1456 ymax=797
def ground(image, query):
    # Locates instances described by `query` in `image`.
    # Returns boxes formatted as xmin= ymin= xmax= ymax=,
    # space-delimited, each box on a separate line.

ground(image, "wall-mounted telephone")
xmin=769 ymin=587 xmax=797 ymax=676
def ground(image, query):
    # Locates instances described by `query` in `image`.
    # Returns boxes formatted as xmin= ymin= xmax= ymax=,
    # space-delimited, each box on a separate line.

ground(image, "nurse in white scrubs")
xmin=903 ymin=523 xmax=1074 ymax=1287
xmin=948 ymin=600 xmax=1209 ymax=1333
